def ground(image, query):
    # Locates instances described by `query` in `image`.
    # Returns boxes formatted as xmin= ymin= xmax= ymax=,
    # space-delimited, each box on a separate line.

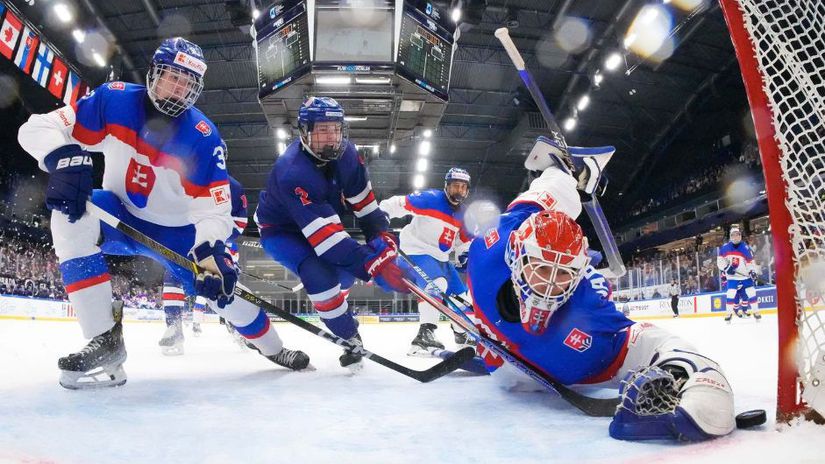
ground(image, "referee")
xmin=668 ymin=280 xmax=680 ymax=317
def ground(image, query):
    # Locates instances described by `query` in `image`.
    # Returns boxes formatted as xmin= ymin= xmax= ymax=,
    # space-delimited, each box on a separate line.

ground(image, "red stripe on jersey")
xmin=163 ymin=292 xmax=186 ymax=301
xmin=65 ymin=273 xmax=110 ymax=293
xmin=313 ymin=292 xmax=346 ymax=312
xmin=404 ymin=197 xmax=462 ymax=228
xmin=350 ymin=191 xmax=376 ymax=211
xmin=307 ymin=223 xmax=344 ymax=247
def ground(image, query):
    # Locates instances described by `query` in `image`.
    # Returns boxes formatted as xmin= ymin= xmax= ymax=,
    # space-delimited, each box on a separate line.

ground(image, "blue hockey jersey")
xmin=228 ymin=175 xmax=248 ymax=240
xmin=467 ymin=203 xmax=635 ymax=385
xmin=17 ymin=81 xmax=233 ymax=248
xmin=255 ymin=139 xmax=388 ymax=279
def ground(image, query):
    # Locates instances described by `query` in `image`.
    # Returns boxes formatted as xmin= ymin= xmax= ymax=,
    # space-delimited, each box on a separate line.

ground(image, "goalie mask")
xmin=146 ymin=37 xmax=207 ymax=118
xmin=298 ymin=96 xmax=349 ymax=163
xmin=505 ymin=210 xmax=590 ymax=335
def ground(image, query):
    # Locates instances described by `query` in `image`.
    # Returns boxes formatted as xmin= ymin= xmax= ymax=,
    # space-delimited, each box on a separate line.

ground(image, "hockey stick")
xmin=85 ymin=201 xmax=475 ymax=383
xmin=494 ymin=27 xmax=626 ymax=277
xmin=398 ymin=252 xmax=620 ymax=417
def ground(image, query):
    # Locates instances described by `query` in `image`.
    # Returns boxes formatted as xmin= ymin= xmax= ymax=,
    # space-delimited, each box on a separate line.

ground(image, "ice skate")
xmin=340 ymin=333 xmax=365 ymax=372
xmin=452 ymin=327 xmax=476 ymax=351
xmin=754 ymin=312 xmax=762 ymax=322
xmin=407 ymin=323 xmax=445 ymax=357
xmin=58 ymin=322 xmax=127 ymax=390
xmin=724 ymin=314 xmax=732 ymax=324
xmin=265 ymin=348 xmax=312 ymax=371
xmin=158 ymin=322 xmax=184 ymax=356
xmin=192 ymin=322 xmax=202 ymax=337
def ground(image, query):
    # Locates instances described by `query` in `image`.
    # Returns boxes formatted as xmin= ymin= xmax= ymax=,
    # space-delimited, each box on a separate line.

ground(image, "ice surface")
xmin=1 ymin=315 xmax=824 ymax=463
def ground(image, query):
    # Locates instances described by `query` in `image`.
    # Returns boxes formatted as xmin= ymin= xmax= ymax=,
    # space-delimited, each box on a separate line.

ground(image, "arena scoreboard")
xmin=396 ymin=2 xmax=455 ymax=101
xmin=255 ymin=0 xmax=312 ymax=97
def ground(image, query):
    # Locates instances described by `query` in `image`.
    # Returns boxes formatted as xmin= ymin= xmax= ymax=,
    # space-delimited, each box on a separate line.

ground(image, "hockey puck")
xmin=736 ymin=409 xmax=767 ymax=429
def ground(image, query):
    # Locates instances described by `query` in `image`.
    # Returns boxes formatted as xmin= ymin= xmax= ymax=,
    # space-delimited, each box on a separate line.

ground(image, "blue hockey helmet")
xmin=146 ymin=37 xmax=207 ymax=117
xmin=444 ymin=167 xmax=471 ymax=204
xmin=297 ymin=96 xmax=349 ymax=162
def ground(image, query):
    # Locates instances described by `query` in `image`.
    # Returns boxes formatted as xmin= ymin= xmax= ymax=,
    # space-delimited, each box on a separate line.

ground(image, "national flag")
xmin=0 ymin=9 xmax=22 ymax=60
xmin=63 ymin=71 xmax=81 ymax=106
xmin=0 ymin=4 xmax=6 ymax=18
xmin=31 ymin=42 xmax=53 ymax=87
xmin=13 ymin=26 xmax=39 ymax=74
xmin=48 ymin=56 xmax=68 ymax=98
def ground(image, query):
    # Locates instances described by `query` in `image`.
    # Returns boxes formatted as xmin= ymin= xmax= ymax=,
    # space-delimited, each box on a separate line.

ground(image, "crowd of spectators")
xmin=627 ymin=142 xmax=763 ymax=219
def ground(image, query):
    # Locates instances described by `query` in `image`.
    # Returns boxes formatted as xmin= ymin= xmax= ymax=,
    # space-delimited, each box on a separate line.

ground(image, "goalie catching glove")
xmin=190 ymin=240 xmax=238 ymax=308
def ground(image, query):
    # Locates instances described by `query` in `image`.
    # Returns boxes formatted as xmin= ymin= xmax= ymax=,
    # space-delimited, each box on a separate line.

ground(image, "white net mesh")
xmin=732 ymin=0 xmax=825 ymax=415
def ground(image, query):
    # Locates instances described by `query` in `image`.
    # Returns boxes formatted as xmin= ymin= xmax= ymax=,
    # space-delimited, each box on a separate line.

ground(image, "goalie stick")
xmin=85 ymin=201 xmax=475 ymax=383
xmin=398 ymin=251 xmax=621 ymax=417
xmin=494 ymin=27 xmax=626 ymax=277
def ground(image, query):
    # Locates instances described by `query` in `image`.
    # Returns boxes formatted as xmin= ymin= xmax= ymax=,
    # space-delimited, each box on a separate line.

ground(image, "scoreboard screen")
xmin=396 ymin=4 xmax=455 ymax=101
xmin=255 ymin=0 xmax=311 ymax=99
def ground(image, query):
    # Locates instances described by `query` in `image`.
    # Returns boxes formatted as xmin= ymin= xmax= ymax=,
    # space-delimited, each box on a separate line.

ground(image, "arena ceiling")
xmin=8 ymin=0 xmax=750 ymax=228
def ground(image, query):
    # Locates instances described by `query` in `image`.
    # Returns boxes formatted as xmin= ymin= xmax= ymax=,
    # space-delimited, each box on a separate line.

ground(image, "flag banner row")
xmin=0 ymin=1 xmax=90 ymax=106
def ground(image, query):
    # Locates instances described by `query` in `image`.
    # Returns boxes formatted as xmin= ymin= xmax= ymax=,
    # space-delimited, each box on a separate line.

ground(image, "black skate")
xmin=724 ymin=314 xmax=733 ymax=324
xmin=407 ymin=323 xmax=445 ymax=358
xmin=192 ymin=322 xmax=202 ymax=337
xmin=158 ymin=322 xmax=184 ymax=356
xmin=453 ymin=328 xmax=476 ymax=351
xmin=265 ymin=348 xmax=311 ymax=371
xmin=340 ymin=333 xmax=365 ymax=371
xmin=58 ymin=322 xmax=127 ymax=390
xmin=754 ymin=312 xmax=762 ymax=322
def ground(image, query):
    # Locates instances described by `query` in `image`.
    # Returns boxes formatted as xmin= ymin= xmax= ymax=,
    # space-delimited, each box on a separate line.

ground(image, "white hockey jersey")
xmin=380 ymin=189 xmax=473 ymax=262
xmin=17 ymin=82 xmax=233 ymax=248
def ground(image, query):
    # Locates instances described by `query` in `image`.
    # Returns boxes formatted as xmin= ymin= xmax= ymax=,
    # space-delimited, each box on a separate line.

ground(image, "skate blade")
xmin=161 ymin=345 xmax=185 ymax=356
xmin=407 ymin=346 xmax=440 ymax=358
xmin=344 ymin=361 xmax=365 ymax=374
xmin=59 ymin=365 xmax=127 ymax=390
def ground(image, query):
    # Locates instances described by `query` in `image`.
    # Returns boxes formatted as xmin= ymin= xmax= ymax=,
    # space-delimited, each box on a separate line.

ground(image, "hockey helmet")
xmin=505 ymin=210 xmax=590 ymax=335
xmin=297 ymin=96 xmax=349 ymax=162
xmin=146 ymin=37 xmax=207 ymax=118
xmin=730 ymin=226 xmax=742 ymax=244
xmin=444 ymin=167 xmax=471 ymax=205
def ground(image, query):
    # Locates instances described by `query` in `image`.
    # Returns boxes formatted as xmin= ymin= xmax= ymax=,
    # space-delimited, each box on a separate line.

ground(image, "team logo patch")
xmin=537 ymin=192 xmax=557 ymax=209
xmin=484 ymin=228 xmax=500 ymax=249
xmin=195 ymin=120 xmax=212 ymax=136
xmin=563 ymin=328 xmax=592 ymax=352
xmin=210 ymin=185 xmax=230 ymax=205
xmin=438 ymin=227 xmax=456 ymax=252
xmin=125 ymin=159 xmax=156 ymax=208
xmin=107 ymin=81 xmax=126 ymax=90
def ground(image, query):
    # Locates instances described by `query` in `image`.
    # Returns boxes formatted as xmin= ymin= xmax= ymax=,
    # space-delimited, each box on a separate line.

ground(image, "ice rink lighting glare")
xmin=277 ymin=142 xmax=287 ymax=155
xmin=53 ymin=3 xmax=73 ymax=23
xmin=553 ymin=16 xmax=592 ymax=54
xmin=418 ymin=140 xmax=431 ymax=156
xmin=413 ymin=174 xmax=425 ymax=189
xmin=92 ymin=51 xmax=106 ymax=67
xmin=451 ymin=7 xmax=461 ymax=23
xmin=563 ymin=117 xmax=577 ymax=131
xmin=416 ymin=158 xmax=428 ymax=172
xmin=422 ymin=128 xmax=433 ymax=138
xmin=316 ymin=75 xmax=351 ymax=85
xmin=577 ymin=95 xmax=590 ymax=111
xmin=672 ymin=0 xmax=708 ymax=12
xmin=71 ymin=29 xmax=85 ymax=44
xmin=604 ymin=52 xmax=622 ymax=71
xmin=344 ymin=116 xmax=368 ymax=121
xmin=276 ymin=128 xmax=287 ymax=140
xmin=625 ymin=5 xmax=674 ymax=63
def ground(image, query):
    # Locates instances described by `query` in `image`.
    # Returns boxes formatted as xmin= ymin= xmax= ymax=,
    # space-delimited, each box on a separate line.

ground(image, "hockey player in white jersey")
xmin=717 ymin=226 xmax=762 ymax=323
xmin=17 ymin=38 xmax=309 ymax=389
xmin=380 ymin=168 xmax=475 ymax=356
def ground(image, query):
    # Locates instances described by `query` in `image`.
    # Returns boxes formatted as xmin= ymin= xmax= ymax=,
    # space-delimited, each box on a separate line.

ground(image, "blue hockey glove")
xmin=43 ymin=144 xmax=93 ymax=223
xmin=190 ymin=240 xmax=237 ymax=308
xmin=364 ymin=233 xmax=412 ymax=294
xmin=455 ymin=252 xmax=469 ymax=273
xmin=587 ymin=249 xmax=604 ymax=268
xmin=749 ymin=270 xmax=758 ymax=282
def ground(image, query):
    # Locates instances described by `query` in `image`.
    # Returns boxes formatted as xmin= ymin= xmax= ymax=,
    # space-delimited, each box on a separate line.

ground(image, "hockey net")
xmin=719 ymin=0 xmax=825 ymax=421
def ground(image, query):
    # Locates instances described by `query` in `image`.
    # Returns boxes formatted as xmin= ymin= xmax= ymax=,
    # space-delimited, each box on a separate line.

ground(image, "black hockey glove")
xmin=44 ymin=144 xmax=93 ymax=223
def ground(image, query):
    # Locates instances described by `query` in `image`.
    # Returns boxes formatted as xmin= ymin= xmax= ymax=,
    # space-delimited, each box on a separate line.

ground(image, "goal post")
xmin=718 ymin=0 xmax=825 ymax=421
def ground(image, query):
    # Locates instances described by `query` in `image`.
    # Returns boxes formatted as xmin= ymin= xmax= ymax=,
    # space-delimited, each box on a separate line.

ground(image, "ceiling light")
xmin=372 ymin=145 xmax=379 ymax=155
xmin=92 ymin=51 xmax=106 ymax=67
xmin=623 ymin=33 xmax=637 ymax=49
xmin=316 ymin=75 xmax=352 ymax=85
xmin=451 ymin=8 xmax=462 ymax=23
xmin=72 ymin=29 xmax=85 ymax=44
xmin=276 ymin=128 xmax=288 ymax=140
xmin=413 ymin=174 xmax=425 ymax=189
xmin=577 ymin=95 xmax=590 ymax=111
xmin=563 ymin=117 xmax=577 ymax=131
xmin=418 ymin=140 xmax=431 ymax=156
xmin=604 ymin=52 xmax=622 ymax=71
xmin=53 ymin=3 xmax=73 ymax=23
xmin=593 ymin=72 xmax=604 ymax=85
xmin=252 ymin=9 xmax=260 ymax=19
xmin=390 ymin=143 xmax=396 ymax=154
xmin=416 ymin=158 xmax=429 ymax=172
xmin=344 ymin=116 xmax=368 ymax=122
xmin=422 ymin=128 xmax=433 ymax=138
xmin=354 ymin=76 xmax=392 ymax=84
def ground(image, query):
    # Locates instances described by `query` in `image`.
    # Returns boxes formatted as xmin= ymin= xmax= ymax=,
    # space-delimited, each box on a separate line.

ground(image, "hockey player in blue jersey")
xmin=158 ymin=175 xmax=248 ymax=355
xmin=18 ymin=38 xmax=309 ymax=389
xmin=717 ymin=226 xmax=762 ymax=323
xmin=465 ymin=138 xmax=735 ymax=441
xmin=255 ymin=96 xmax=410 ymax=370
xmin=380 ymin=167 xmax=475 ymax=356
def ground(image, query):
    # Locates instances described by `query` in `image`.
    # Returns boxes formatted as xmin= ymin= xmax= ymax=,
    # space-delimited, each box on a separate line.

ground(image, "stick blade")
xmin=413 ymin=347 xmax=477 ymax=383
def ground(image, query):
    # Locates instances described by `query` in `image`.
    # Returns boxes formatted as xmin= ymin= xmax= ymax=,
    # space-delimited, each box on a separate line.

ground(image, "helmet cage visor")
xmin=147 ymin=63 xmax=204 ymax=117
